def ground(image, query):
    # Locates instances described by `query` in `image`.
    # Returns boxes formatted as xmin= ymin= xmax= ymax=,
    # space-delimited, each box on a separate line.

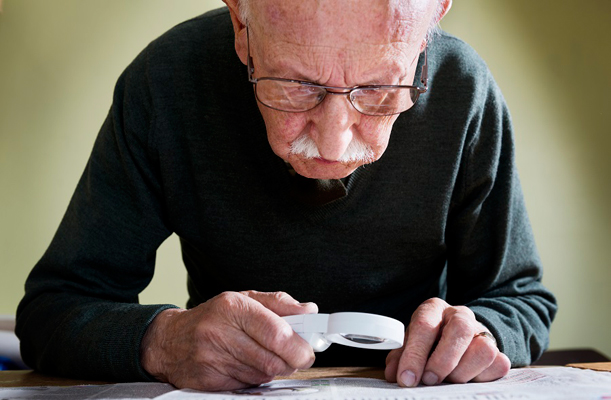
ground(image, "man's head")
xmin=224 ymin=0 xmax=451 ymax=179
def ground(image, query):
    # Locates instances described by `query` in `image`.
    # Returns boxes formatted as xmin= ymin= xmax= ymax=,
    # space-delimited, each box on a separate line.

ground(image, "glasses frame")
xmin=246 ymin=27 xmax=428 ymax=116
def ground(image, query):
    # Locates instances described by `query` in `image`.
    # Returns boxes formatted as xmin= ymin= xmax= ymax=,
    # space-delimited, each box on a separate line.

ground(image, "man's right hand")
xmin=140 ymin=291 xmax=318 ymax=391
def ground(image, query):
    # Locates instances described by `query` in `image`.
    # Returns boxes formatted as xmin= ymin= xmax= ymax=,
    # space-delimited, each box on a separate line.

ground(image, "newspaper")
xmin=157 ymin=367 xmax=611 ymax=400
xmin=0 ymin=367 xmax=609 ymax=400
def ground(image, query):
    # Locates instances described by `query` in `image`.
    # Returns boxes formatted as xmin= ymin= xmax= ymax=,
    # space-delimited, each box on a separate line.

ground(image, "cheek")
xmin=259 ymin=107 xmax=309 ymax=156
xmin=358 ymin=116 xmax=397 ymax=153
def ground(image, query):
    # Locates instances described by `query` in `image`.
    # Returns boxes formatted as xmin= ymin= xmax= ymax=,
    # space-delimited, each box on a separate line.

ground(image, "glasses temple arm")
xmin=246 ymin=27 xmax=255 ymax=80
xmin=420 ymin=46 xmax=428 ymax=88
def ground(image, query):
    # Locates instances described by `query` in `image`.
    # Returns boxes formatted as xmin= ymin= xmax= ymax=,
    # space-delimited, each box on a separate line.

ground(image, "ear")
xmin=437 ymin=0 xmax=453 ymax=22
xmin=223 ymin=0 xmax=249 ymax=65
xmin=420 ymin=0 xmax=452 ymax=52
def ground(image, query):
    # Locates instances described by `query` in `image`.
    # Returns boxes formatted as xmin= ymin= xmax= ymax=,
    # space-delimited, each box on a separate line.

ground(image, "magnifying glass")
xmin=283 ymin=312 xmax=405 ymax=352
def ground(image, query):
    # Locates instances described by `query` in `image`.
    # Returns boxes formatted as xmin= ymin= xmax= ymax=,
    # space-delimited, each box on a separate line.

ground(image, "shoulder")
xmin=146 ymin=7 xmax=235 ymax=72
xmin=422 ymin=31 xmax=505 ymax=117
xmin=114 ymin=6 xmax=240 ymax=116
xmin=149 ymin=7 xmax=233 ymax=55
xmin=429 ymin=32 xmax=491 ymax=82
xmin=120 ymin=7 xmax=235 ymax=86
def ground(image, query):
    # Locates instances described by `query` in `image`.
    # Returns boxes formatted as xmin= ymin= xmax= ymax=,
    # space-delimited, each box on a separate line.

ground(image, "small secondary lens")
xmin=341 ymin=334 xmax=386 ymax=344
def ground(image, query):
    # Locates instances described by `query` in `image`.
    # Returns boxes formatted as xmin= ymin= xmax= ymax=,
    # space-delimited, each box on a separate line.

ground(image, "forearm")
xmin=16 ymin=290 xmax=177 ymax=381
xmin=468 ymin=288 xmax=556 ymax=366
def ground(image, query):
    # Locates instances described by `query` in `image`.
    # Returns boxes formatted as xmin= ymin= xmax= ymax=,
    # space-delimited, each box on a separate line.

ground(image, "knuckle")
xmin=454 ymin=305 xmax=475 ymax=319
xmin=409 ymin=316 xmax=437 ymax=332
xmin=284 ymin=340 xmax=315 ymax=369
xmin=411 ymin=297 xmax=447 ymax=324
xmin=271 ymin=291 xmax=291 ymax=302
xmin=268 ymin=320 xmax=294 ymax=343
xmin=424 ymin=297 xmax=443 ymax=306
xmin=215 ymin=291 xmax=241 ymax=309
xmin=477 ymin=341 xmax=498 ymax=365
xmin=447 ymin=313 xmax=475 ymax=336
xmin=297 ymin=347 xmax=316 ymax=368
xmin=417 ymin=298 xmax=442 ymax=313
xmin=240 ymin=289 xmax=259 ymax=297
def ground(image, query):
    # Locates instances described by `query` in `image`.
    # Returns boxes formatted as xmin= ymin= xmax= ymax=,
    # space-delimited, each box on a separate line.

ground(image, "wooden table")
xmin=0 ymin=367 xmax=386 ymax=388
xmin=2 ymin=364 xmax=609 ymax=388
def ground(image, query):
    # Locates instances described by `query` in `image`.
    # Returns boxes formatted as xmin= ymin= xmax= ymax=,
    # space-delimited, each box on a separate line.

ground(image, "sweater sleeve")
xmin=15 ymin=44 xmax=178 ymax=381
xmin=444 ymin=68 xmax=557 ymax=366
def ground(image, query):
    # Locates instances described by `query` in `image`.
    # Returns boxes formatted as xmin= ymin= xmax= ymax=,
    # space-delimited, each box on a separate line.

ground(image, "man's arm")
xmin=386 ymin=59 xmax=556 ymax=386
xmin=15 ymin=45 xmax=177 ymax=381
xmin=16 ymin=36 xmax=318 ymax=388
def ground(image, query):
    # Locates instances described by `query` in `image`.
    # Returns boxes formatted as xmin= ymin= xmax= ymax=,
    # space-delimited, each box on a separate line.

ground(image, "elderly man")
xmin=16 ymin=0 xmax=556 ymax=392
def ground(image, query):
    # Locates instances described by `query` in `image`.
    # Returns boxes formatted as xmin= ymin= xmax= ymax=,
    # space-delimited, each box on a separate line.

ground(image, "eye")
xmin=286 ymin=84 xmax=324 ymax=101
xmin=295 ymin=84 xmax=320 ymax=94
xmin=358 ymin=88 xmax=387 ymax=101
xmin=358 ymin=88 xmax=380 ymax=95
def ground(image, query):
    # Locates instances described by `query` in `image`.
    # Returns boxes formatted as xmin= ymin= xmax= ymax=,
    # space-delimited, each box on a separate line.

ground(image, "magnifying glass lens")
xmin=341 ymin=334 xmax=387 ymax=345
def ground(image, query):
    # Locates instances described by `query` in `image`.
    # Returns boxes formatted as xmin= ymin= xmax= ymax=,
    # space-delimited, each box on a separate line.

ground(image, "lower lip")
xmin=314 ymin=157 xmax=339 ymax=165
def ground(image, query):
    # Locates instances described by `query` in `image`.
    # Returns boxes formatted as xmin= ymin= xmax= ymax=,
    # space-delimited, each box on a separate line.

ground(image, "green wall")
xmin=1 ymin=1 xmax=610 ymax=358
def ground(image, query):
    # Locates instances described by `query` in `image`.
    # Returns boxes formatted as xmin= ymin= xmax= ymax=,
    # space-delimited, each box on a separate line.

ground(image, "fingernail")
xmin=399 ymin=370 xmax=416 ymax=387
xmin=299 ymin=302 xmax=318 ymax=313
xmin=422 ymin=371 xmax=439 ymax=386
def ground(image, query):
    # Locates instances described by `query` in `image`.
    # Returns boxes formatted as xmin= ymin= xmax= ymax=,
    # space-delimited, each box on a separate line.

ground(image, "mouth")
xmin=314 ymin=157 xmax=340 ymax=165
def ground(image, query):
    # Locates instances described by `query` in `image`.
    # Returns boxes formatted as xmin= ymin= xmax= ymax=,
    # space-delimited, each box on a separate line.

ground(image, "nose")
xmin=310 ymin=93 xmax=360 ymax=161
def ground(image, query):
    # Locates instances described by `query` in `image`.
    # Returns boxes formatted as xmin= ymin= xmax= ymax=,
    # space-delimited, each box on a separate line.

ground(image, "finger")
xmin=472 ymin=351 xmax=511 ymax=383
xmin=396 ymin=298 xmax=446 ymax=387
xmin=222 ymin=319 xmax=298 ymax=378
xmin=384 ymin=347 xmax=403 ymax=382
xmin=444 ymin=332 xmax=499 ymax=383
xmin=231 ymin=294 xmax=316 ymax=370
xmin=223 ymin=360 xmax=278 ymax=387
xmin=178 ymin=362 xmax=271 ymax=392
xmin=241 ymin=290 xmax=318 ymax=316
xmin=162 ymin=340 xmax=269 ymax=391
xmin=422 ymin=306 xmax=478 ymax=385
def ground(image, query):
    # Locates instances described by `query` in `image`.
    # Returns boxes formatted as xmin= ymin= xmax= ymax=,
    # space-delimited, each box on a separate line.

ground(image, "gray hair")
xmin=426 ymin=0 xmax=445 ymax=42
xmin=237 ymin=0 xmax=444 ymax=43
xmin=237 ymin=0 xmax=252 ymax=25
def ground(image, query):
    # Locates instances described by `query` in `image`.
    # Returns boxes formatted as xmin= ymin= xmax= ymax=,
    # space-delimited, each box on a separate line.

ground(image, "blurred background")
xmin=1 ymin=1 xmax=609 ymax=359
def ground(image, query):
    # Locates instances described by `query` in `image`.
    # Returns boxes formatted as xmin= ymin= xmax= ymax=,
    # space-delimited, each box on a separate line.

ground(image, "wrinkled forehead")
xmin=249 ymin=0 xmax=434 ymax=49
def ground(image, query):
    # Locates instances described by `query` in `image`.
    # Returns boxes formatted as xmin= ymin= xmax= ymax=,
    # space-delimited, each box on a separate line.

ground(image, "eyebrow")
xmin=262 ymin=60 xmax=410 ymax=87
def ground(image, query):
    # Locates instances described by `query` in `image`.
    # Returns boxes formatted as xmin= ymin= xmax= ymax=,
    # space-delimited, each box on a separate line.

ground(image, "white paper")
xmin=156 ymin=367 xmax=611 ymax=400
xmin=0 ymin=367 xmax=609 ymax=400
xmin=0 ymin=382 xmax=175 ymax=399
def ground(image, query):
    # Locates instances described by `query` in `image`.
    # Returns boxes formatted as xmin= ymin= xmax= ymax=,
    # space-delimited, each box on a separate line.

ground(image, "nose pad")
xmin=311 ymin=94 xmax=358 ymax=161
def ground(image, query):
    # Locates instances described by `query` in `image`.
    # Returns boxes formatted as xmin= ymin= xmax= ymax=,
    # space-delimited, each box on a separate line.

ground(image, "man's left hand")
xmin=385 ymin=298 xmax=511 ymax=387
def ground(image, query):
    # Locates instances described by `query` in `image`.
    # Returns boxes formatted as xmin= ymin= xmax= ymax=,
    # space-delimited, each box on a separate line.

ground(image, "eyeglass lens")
xmin=255 ymin=79 xmax=419 ymax=116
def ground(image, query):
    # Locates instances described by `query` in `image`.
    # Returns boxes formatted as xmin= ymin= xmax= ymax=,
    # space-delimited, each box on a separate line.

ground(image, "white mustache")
xmin=290 ymin=135 xmax=375 ymax=163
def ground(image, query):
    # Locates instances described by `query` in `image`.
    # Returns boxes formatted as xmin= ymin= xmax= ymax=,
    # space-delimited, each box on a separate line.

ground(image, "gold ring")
xmin=474 ymin=331 xmax=497 ymax=346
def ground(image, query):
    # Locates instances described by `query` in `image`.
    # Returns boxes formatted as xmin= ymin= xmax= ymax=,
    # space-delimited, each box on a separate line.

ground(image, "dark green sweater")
xmin=16 ymin=8 xmax=556 ymax=382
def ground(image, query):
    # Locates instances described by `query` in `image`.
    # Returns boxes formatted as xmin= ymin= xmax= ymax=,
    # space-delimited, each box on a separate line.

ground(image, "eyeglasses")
xmin=246 ymin=27 xmax=428 ymax=116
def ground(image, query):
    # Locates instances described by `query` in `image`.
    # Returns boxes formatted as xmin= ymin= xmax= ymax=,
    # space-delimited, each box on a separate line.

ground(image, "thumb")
xmin=241 ymin=290 xmax=318 ymax=317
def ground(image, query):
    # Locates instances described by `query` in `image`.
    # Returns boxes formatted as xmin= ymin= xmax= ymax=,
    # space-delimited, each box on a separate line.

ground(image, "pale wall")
xmin=1 ymin=1 xmax=609 ymax=357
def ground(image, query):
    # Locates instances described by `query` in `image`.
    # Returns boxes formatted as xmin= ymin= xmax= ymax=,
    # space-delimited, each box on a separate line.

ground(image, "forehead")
xmin=250 ymin=0 xmax=432 ymax=44
xmin=248 ymin=0 xmax=434 ymax=82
